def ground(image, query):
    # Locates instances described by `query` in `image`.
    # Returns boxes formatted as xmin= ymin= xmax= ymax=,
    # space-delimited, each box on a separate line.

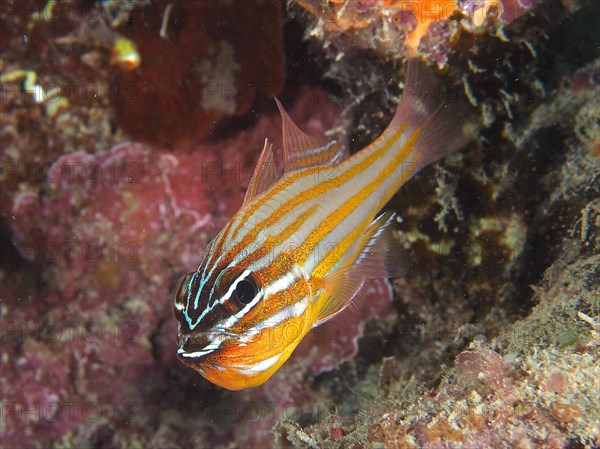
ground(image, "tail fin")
xmin=390 ymin=58 xmax=479 ymax=172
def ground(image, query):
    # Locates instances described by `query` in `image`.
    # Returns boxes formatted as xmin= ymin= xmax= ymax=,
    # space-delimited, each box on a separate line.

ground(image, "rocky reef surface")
xmin=1 ymin=0 xmax=598 ymax=448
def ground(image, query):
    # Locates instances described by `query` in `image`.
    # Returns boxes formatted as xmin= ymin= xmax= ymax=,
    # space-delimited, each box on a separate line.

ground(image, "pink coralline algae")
xmin=9 ymin=145 xmax=220 ymax=334
xmin=3 ymin=88 xmax=397 ymax=447
xmin=454 ymin=347 xmax=511 ymax=388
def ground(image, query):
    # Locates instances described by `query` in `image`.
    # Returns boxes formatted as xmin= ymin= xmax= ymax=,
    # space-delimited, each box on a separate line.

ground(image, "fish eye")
xmin=234 ymin=278 xmax=258 ymax=305
xmin=215 ymin=267 xmax=264 ymax=313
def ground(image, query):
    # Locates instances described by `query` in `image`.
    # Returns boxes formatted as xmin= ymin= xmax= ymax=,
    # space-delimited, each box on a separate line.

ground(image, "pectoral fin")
xmin=312 ymin=211 xmax=406 ymax=327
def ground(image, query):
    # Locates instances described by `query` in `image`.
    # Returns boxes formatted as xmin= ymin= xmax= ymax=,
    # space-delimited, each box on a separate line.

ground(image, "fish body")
xmin=174 ymin=61 xmax=474 ymax=390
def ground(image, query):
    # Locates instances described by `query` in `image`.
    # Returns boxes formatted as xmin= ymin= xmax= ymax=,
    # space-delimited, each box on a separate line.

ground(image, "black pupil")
xmin=235 ymin=279 xmax=256 ymax=304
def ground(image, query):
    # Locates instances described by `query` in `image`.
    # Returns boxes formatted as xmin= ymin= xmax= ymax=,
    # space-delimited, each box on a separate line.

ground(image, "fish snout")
xmin=177 ymin=332 xmax=222 ymax=361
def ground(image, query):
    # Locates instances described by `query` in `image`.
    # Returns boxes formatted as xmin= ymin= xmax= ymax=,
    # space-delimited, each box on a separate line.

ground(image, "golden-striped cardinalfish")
xmin=174 ymin=60 xmax=475 ymax=390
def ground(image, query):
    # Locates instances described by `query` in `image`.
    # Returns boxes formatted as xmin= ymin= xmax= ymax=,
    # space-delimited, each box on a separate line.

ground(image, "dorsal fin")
xmin=243 ymin=138 xmax=277 ymax=205
xmin=274 ymin=97 xmax=344 ymax=173
xmin=311 ymin=211 xmax=407 ymax=327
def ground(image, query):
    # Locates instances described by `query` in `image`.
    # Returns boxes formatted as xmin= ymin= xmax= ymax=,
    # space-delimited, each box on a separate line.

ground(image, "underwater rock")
xmin=0 ymin=0 xmax=285 ymax=219
xmin=274 ymin=1 xmax=599 ymax=448
xmin=0 ymin=1 xmax=130 ymax=218
xmin=110 ymin=0 xmax=285 ymax=147
xmin=2 ymin=0 xmax=599 ymax=448
xmin=295 ymin=0 xmax=536 ymax=66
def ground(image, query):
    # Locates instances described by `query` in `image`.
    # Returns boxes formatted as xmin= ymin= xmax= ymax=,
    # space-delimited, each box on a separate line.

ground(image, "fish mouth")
xmin=177 ymin=344 xmax=217 ymax=360
xmin=177 ymin=333 xmax=224 ymax=361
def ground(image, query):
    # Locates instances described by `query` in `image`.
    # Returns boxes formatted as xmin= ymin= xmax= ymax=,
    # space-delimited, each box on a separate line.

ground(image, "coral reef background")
xmin=1 ymin=0 xmax=598 ymax=448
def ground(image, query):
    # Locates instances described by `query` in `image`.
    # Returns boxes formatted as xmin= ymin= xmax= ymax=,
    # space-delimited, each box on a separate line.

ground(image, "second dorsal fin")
xmin=274 ymin=97 xmax=344 ymax=174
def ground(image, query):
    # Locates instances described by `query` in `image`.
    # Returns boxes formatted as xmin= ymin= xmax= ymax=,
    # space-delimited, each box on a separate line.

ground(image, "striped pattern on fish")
xmin=174 ymin=59 xmax=475 ymax=390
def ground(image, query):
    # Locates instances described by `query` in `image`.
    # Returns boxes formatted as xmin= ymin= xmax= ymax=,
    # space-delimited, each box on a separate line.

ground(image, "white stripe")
xmin=208 ymin=173 xmax=322 ymax=280
xmin=186 ymin=268 xmax=252 ymax=329
xmin=225 ymin=169 xmax=318 ymax=248
xmin=263 ymin=299 xmax=307 ymax=329
xmin=303 ymin=149 xmax=418 ymax=274
xmin=177 ymin=339 xmax=222 ymax=358
xmin=264 ymin=272 xmax=296 ymax=296
xmin=240 ymin=295 xmax=309 ymax=338
xmin=190 ymin=272 xmax=201 ymax=309
xmin=223 ymin=198 xmax=315 ymax=271
xmin=178 ymin=349 xmax=211 ymax=358
xmin=236 ymin=353 xmax=281 ymax=375
xmin=184 ymin=268 xmax=261 ymax=330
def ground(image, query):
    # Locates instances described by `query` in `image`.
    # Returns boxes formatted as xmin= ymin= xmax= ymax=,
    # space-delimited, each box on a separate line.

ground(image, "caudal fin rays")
xmin=389 ymin=58 xmax=479 ymax=175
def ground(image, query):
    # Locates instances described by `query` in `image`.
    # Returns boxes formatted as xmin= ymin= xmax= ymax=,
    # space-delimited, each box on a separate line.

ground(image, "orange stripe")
xmin=218 ymin=201 xmax=318 ymax=273
xmin=285 ymin=142 xmax=339 ymax=172
xmin=229 ymin=122 xmax=408 ymax=244
xmin=262 ymin=203 xmax=318 ymax=255
xmin=228 ymin=277 xmax=307 ymax=333
xmin=211 ymin=220 xmax=235 ymax=258
xmin=224 ymin=122 xmax=410 ymax=269
xmin=230 ymin=174 xmax=312 ymax=242
xmin=310 ymin=128 xmax=422 ymax=279
xmin=295 ymin=122 xmax=413 ymax=271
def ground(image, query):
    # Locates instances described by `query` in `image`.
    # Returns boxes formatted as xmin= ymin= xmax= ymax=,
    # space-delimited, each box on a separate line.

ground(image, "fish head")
xmin=173 ymin=249 xmax=314 ymax=390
